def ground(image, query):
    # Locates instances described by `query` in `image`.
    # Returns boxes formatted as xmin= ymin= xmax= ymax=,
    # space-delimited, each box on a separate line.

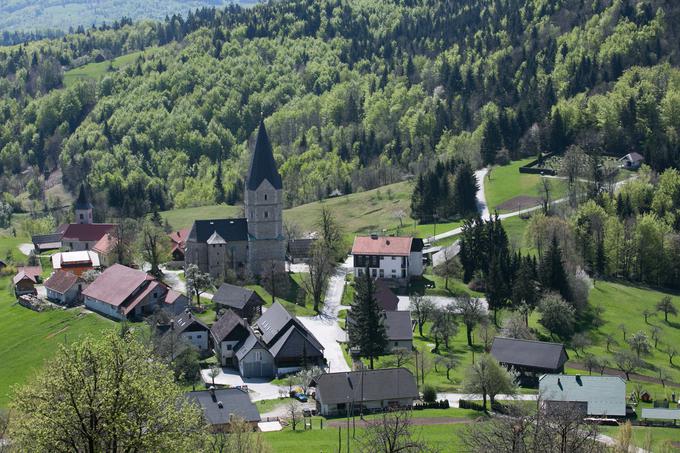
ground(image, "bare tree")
xmin=650 ymin=326 xmax=662 ymax=349
xmin=300 ymin=242 xmax=333 ymax=313
xmin=642 ymin=309 xmax=654 ymax=324
xmin=260 ymin=260 xmax=289 ymax=304
xmin=462 ymin=354 xmax=516 ymax=411
xmin=666 ymin=345 xmax=678 ymax=366
xmin=539 ymin=177 xmax=552 ymax=215
xmin=357 ymin=410 xmax=436 ymax=453
xmin=604 ymin=334 xmax=618 ymax=353
xmin=283 ymin=220 xmax=302 ymax=243
xmin=658 ymin=367 xmax=672 ymax=390
xmin=501 ymin=312 xmax=535 ymax=340
xmin=570 ymin=332 xmax=591 ymax=358
xmin=208 ymin=416 xmax=271 ymax=453
xmin=185 ymin=264 xmax=212 ymax=307
xmin=656 ymin=296 xmax=678 ymax=323
xmin=430 ymin=308 xmax=457 ymax=351
xmin=385 ymin=348 xmax=413 ymax=368
xmin=138 ymin=219 xmax=171 ymax=278
xmin=582 ymin=354 xmax=600 ymax=375
xmin=614 ymin=351 xmax=641 ymax=381
xmin=410 ymin=295 xmax=435 ymax=337
xmin=477 ymin=318 xmax=496 ymax=351
xmin=456 ymin=296 xmax=485 ymax=346
xmin=316 ymin=206 xmax=344 ymax=262
xmin=208 ymin=366 xmax=221 ymax=387
xmin=433 ymin=249 xmax=460 ymax=290
xmin=618 ymin=323 xmax=628 ymax=342
xmin=286 ymin=401 xmax=302 ymax=431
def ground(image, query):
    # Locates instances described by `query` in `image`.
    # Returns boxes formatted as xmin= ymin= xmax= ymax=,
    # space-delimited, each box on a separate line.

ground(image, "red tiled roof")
xmin=351 ymin=236 xmax=413 ymax=257
xmin=61 ymin=223 xmax=115 ymax=242
xmin=375 ymin=279 xmax=399 ymax=311
xmin=93 ymin=233 xmax=116 ymax=254
xmin=164 ymin=288 xmax=185 ymax=305
xmin=13 ymin=266 xmax=42 ymax=285
xmin=82 ymin=264 xmax=153 ymax=307
xmin=45 ymin=270 xmax=79 ymax=294
xmin=169 ymin=228 xmax=189 ymax=245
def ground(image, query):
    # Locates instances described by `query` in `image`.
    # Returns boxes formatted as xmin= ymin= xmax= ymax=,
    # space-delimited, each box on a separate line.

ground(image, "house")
xmin=383 ymin=311 xmax=414 ymax=352
xmin=31 ymin=233 xmax=62 ymax=253
xmin=287 ymin=238 xmax=316 ymax=263
xmin=235 ymin=330 xmax=277 ymax=378
xmin=61 ymin=223 xmax=116 ymax=252
xmin=163 ymin=289 xmax=190 ymax=316
xmin=44 ymin=270 xmax=81 ymax=306
xmin=82 ymin=264 xmax=175 ymax=321
xmin=375 ymin=279 xmax=399 ymax=311
xmin=251 ymin=302 xmax=324 ymax=376
xmin=212 ymin=283 xmax=264 ymax=322
xmin=185 ymin=121 xmax=286 ymax=278
xmin=539 ymin=374 xmax=626 ymax=417
xmin=169 ymin=309 xmax=211 ymax=353
xmin=619 ymin=152 xmax=644 ymax=170
xmin=351 ymin=235 xmax=424 ymax=281
xmin=51 ymin=250 xmax=100 ymax=276
xmin=211 ymin=310 xmax=251 ymax=366
xmin=491 ymin=337 xmax=569 ymax=384
xmin=13 ymin=266 xmax=42 ymax=296
xmin=92 ymin=233 xmax=117 ymax=267
xmin=310 ymin=368 xmax=419 ymax=416
xmin=169 ymin=228 xmax=189 ymax=261
xmin=186 ymin=387 xmax=260 ymax=432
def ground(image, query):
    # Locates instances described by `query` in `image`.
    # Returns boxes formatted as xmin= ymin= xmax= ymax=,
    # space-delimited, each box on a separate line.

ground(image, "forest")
xmin=0 ymin=0 xmax=679 ymax=219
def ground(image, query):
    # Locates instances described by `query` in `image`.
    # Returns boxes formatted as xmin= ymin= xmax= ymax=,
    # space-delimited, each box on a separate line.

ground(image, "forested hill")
xmin=0 ymin=1 xmax=255 ymax=38
xmin=1 ymin=0 xmax=680 ymax=219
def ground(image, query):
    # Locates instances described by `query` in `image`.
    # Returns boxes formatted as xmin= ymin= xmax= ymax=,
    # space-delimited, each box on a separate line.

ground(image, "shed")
xmin=539 ymin=374 xmax=626 ymax=417
xmin=212 ymin=283 xmax=264 ymax=322
xmin=491 ymin=337 xmax=568 ymax=377
xmin=44 ymin=270 xmax=81 ymax=306
xmin=186 ymin=387 xmax=260 ymax=432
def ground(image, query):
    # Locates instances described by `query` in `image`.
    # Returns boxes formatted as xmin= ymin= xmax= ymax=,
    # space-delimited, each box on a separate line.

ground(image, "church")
xmin=184 ymin=121 xmax=286 ymax=278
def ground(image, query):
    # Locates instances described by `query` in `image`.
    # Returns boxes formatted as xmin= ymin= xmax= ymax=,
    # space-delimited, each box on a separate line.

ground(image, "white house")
xmin=351 ymin=235 xmax=424 ymax=281
xmin=170 ymin=309 xmax=211 ymax=353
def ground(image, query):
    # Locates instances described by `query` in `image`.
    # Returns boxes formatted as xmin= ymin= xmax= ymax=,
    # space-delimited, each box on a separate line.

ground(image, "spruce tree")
xmin=539 ymin=235 xmax=572 ymax=301
xmin=214 ymin=159 xmax=226 ymax=204
xmin=453 ymin=162 xmax=479 ymax=216
xmin=349 ymin=269 xmax=388 ymax=369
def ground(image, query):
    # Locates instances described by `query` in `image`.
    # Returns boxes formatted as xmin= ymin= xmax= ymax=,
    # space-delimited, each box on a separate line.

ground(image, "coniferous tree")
xmin=349 ymin=270 xmax=388 ymax=369
xmin=214 ymin=159 xmax=226 ymax=204
xmin=539 ymin=235 xmax=572 ymax=301
xmin=453 ymin=162 xmax=479 ymax=215
xmin=481 ymin=118 xmax=502 ymax=166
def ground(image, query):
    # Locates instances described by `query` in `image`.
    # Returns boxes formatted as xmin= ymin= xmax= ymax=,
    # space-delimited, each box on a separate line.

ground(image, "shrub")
xmin=422 ymin=385 xmax=437 ymax=403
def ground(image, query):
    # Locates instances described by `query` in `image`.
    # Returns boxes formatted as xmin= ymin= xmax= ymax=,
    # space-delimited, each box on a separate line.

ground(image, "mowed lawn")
xmin=485 ymin=159 xmax=567 ymax=213
xmin=63 ymin=51 xmax=145 ymax=87
xmin=0 ymin=277 xmax=114 ymax=408
xmin=599 ymin=425 xmax=680 ymax=451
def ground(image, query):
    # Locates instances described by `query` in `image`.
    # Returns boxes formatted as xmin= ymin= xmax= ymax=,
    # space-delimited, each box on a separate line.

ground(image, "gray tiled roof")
xmin=186 ymin=388 xmax=260 ymax=424
xmin=210 ymin=310 xmax=249 ymax=343
xmin=171 ymin=310 xmax=209 ymax=335
xmin=312 ymin=368 xmax=418 ymax=405
xmin=491 ymin=337 xmax=568 ymax=371
xmin=212 ymin=283 xmax=263 ymax=310
xmin=187 ymin=218 xmax=248 ymax=243
xmin=383 ymin=311 xmax=413 ymax=341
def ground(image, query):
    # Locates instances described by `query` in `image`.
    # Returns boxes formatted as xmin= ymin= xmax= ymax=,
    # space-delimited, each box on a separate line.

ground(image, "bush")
xmin=422 ymin=385 xmax=437 ymax=403
xmin=458 ymin=399 xmax=486 ymax=411
xmin=413 ymin=400 xmax=450 ymax=410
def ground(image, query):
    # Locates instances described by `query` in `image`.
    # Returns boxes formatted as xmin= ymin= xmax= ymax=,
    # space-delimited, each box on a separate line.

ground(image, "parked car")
xmin=293 ymin=392 xmax=308 ymax=402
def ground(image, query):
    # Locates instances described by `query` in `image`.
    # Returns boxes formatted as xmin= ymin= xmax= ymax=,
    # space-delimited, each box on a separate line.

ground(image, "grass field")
xmin=600 ymin=425 xmax=680 ymax=451
xmin=263 ymin=408 xmax=482 ymax=452
xmin=485 ymin=159 xmax=568 ymax=213
xmin=63 ymin=51 xmax=144 ymax=87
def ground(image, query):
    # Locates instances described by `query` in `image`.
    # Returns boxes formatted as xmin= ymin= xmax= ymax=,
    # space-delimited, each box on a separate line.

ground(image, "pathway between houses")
xmin=298 ymin=256 xmax=353 ymax=373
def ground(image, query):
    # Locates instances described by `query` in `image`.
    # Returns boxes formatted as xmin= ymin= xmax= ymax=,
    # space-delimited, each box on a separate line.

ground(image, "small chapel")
xmin=184 ymin=121 xmax=286 ymax=278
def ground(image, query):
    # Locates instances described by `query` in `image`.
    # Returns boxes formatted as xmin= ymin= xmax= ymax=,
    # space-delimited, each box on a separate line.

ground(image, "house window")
xmin=85 ymin=243 xmax=89 ymax=250
xmin=227 ymin=344 xmax=233 ymax=351
xmin=255 ymin=351 xmax=262 ymax=361
xmin=196 ymin=334 xmax=201 ymax=339
xmin=188 ymin=335 xmax=192 ymax=340
xmin=264 ymin=194 xmax=268 ymax=201
xmin=394 ymin=342 xmax=398 ymax=346
xmin=371 ymin=269 xmax=377 ymax=277
xmin=392 ymin=256 xmax=396 ymax=260
xmin=79 ymin=213 xmax=83 ymax=220
xmin=402 ymin=269 xmax=406 ymax=278
xmin=379 ymin=269 xmax=384 ymax=278
xmin=264 ymin=211 xmax=269 ymax=218
xmin=357 ymin=268 xmax=364 ymax=276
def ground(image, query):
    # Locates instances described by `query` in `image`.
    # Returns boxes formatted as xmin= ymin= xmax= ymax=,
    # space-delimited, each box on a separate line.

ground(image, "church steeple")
xmin=246 ymin=119 xmax=282 ymax=191
xmin=74 ymin=184 xmax=93 ymax=224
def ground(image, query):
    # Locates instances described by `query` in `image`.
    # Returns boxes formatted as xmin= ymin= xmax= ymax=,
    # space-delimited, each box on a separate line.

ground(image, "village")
xmin=2 ymin=120 xmax=680 ymax=453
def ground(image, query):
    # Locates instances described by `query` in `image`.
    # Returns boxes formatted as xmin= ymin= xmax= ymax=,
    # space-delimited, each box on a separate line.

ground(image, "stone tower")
xmin=74 ymin=185 xmax=93 ymax=224
xmin=245 ymin=120 xmax=286 ymax=274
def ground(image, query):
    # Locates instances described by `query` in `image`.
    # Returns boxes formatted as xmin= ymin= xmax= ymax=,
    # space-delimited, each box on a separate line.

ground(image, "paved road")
xmin=161 ymin=267 xmax=213 ymax=300
xmin=298 ymin=256 xmax=353 ymax=373
xmin=475 ymin=168 xmax=491 ymax=220
xmin=200 ymin=368 xmax=284 ymax=401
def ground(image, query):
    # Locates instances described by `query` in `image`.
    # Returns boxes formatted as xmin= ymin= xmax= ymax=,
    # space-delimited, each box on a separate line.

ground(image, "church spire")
xmin=74 ymin=184 xmax=92 ymax=210
xmin=246 ymin=119 xmax=282 ymax=191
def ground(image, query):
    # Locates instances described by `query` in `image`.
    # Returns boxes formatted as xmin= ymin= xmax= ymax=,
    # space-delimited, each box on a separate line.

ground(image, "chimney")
xmin=170 ymin=319 xmax=175 ymax=331
xmin=370 ymin=233 xmax=378 ymax=240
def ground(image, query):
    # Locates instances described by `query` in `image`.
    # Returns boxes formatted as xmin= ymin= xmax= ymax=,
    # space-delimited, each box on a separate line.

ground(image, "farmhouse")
xmin=50 ymin=250 xmax=100 ymax=276
xmin=212 ymin=283 xmax=264 ymax=322
xmin=169 ymin=228 xmax=189 ymax=261
xmin=310 ymin=368 xmax=419 ymax=416
xmin=185 ymin=121 xmax=286 ymax=278
xmin=211 ymin=310 xmax=251 ymax=367
xmin=170 ymin=309 xmax=211 ymax=353
xmin=44 ymin=270 xmax=81 ymax=306
xmin=12 ymin=266 xmax=42 ymax=296
xmin=82 ymin=264 xmax=182 ymax=320
xmin=491 ymin=337 xmax=569 ymax=384
xmin=351 ymin=235 xmax=424 ymax=281
xmin=539 ymin=374 xmax=626 ymax=417
xmin=186 ymin=387 xmax=260 ymax=432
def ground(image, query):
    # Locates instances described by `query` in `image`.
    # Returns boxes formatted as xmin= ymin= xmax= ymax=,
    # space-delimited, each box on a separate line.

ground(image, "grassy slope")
xmin=599 ymin=425 xmax=680 ymax=451
xmin=485 ymin=159 xmax=567 ymax=213
xmin=63 ymin=51 xmax=144 ymax=87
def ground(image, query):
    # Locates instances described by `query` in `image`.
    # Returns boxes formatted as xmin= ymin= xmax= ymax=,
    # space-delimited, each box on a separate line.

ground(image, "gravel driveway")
xmin=200 ymin=367 xmax=284 ymax=401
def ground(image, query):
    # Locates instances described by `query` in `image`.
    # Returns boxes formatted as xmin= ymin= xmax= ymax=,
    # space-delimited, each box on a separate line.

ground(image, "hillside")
xmin=0 ymin=0 xmax=255 ymax=34
xmin=1 ymin=0 xmax=680 ymax=220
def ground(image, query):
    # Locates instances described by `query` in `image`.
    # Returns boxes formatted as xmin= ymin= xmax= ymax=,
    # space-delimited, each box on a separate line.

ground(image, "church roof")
xmin=246 ymin=120 xmax=282 ymax=191
xmin=75 ymin=185 xmax=93 ymax=210
xmin=188 ymin=218 xmax=248 ymax=243
xmin=206 ymin=231 xmax=227 ymax=245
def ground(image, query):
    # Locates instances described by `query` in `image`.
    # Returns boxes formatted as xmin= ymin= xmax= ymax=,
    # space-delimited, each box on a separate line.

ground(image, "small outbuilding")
xmin=13 ymin=266 xmax=42 ymax=297
xmin=186 ymin=387 xmax=261 ymax=432
xmin=44 ymin=270 xmax=81 ymax=306
xmin=212 ymin=283 xmax=264 ymax=322
xmin=383 ymin=311 xmax=414 ymax=352
xmin=619 ymin=152 xmax=644 ymax=170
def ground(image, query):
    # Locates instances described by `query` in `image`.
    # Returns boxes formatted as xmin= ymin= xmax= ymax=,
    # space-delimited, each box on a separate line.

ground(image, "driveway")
xmin=161 ymin=267 xmax=213 ymax=300
xmin=397 ymin=295 xmax=488 ymax=312
xmin=200 ymin=367 xmax=284 ymax=401
xmin=297 ymin=256 xmax=352 ymax=373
